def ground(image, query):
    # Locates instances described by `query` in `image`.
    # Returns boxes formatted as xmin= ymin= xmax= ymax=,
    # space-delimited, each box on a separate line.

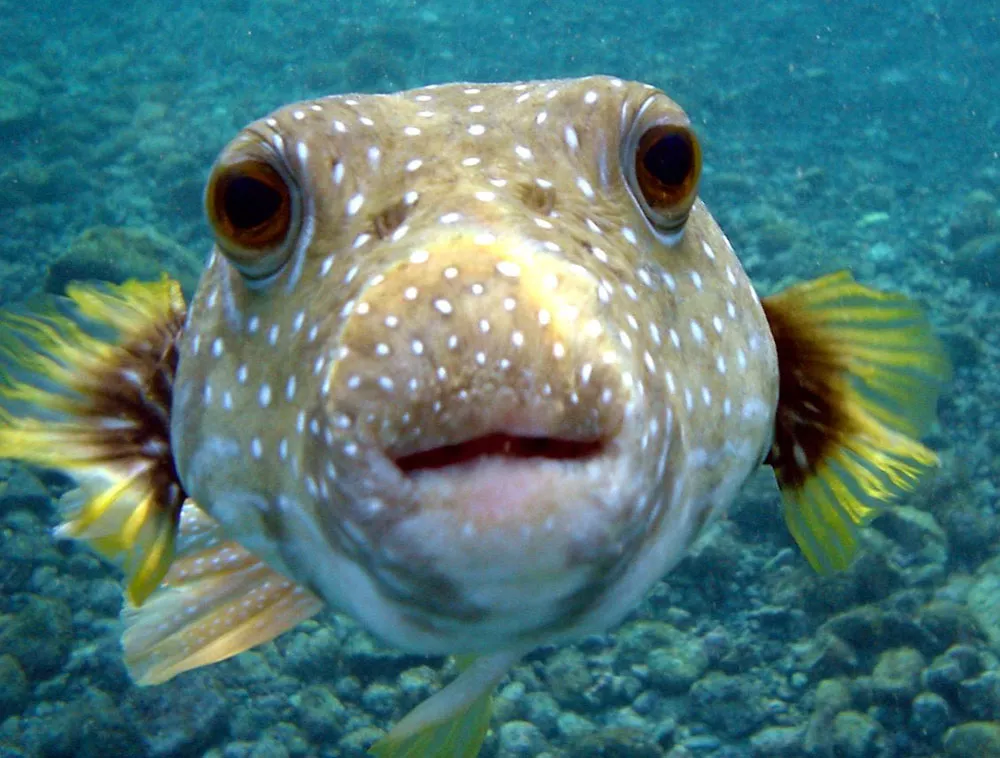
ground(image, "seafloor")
xmin=0 ymin=0 xmax=998 ymax=756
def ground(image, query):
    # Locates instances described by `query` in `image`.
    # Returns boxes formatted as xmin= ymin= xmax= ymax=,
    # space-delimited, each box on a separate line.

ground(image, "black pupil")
xmin=644 ymin=132 xmax=693 ymax=187
xmin=224 ymin=175 xmax=282 ymax=230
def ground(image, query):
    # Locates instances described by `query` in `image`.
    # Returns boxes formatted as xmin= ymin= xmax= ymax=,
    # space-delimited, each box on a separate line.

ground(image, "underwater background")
xmin=0 ymin=0 xmax=998 ymax=756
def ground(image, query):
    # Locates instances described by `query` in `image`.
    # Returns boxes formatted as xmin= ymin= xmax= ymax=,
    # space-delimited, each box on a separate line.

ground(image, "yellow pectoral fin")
xmin=369 ymin=651 xmax=521 ymax=758
xmin=122 ymin=502 xmax=323 ymax=685
xmin=0 ymin=276 xmax=188 ymax=605
xmin=761 ymin=271 xmax=950 ymax=573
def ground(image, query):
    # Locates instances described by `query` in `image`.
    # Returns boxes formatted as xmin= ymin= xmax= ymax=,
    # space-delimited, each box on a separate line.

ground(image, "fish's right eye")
xmin=206 ymin=158 xmax=296 ymax=279
xmin=624 ymin=100 xmax=702 ymax=239
xmin=635 ymin=126 xmax=700 ymax=212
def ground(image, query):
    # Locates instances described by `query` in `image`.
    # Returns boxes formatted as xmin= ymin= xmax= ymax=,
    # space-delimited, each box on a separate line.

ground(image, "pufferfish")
xmin=0 ymin=76 xmax=947 ymax=756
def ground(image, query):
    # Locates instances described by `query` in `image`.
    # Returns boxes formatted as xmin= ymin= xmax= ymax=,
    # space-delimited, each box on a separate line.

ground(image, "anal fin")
xmin=123 ymin=501 xmax=323 ymax=685
xmin=369 ymin=651 xmax=520 ymax=758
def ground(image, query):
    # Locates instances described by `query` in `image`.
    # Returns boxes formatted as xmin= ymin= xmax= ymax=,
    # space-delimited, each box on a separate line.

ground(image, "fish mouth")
xmin=392 ymin=432 xmax=607 ymax=474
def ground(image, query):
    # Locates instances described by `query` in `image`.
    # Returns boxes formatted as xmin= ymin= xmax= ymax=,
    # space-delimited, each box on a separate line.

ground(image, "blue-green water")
xmin=0 ymin=0 xmax=998 ymax=756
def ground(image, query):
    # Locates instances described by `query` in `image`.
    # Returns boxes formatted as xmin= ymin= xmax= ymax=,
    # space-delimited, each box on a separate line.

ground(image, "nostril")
xmin=393 ymin=433 xmax=607 ymax=473
xmin=373 ymin=198 xmax=410 ymax=239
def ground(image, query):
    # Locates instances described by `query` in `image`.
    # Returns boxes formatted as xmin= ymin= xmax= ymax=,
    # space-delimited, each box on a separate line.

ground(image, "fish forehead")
xmin=173 ymin=76 xmax=778 ymax=643
xmin=220 ymin=76 xmax=686 ymax=315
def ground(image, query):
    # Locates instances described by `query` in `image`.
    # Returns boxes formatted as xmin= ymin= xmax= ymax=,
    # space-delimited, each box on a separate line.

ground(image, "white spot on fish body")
xmin=346 ymin=194 xmax=364 ymax=216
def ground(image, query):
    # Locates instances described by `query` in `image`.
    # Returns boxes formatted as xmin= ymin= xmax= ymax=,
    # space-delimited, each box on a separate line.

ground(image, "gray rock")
xmin=797 ymin=633 xmax=860 ymax=679
xmin=957 ymin=669 xmax=1000 ymax=720
xmin=122 ymin=671 xmax=229 ymax=757
xmin=616 ymin=621 xmax=689 ymax=665
xmin=819 ymin=606 xmax=883 ymax=648
xmin=832 ymin=710 xmax=887 ymax=758
xmin=44 ymin=225 xmax=203 ymax=299
xmin=922 ymin=644 xmax=982 ymax=696
xmin=295 ymin=684 xmax=348 ymax=742
xmin=397 ymin=665 xmax=439 ymax=710
xmin=917 ymin=601 xmax=984 ymax=654
xmin=361 ymin=682 xmax=398 ymax=718
xmin=0 ymin=594 xmax=72 ymax=679
xmin=493 ymin=680 xmax=526 ymax=724
xmin=335 ymin=674 xmax=363 ymax=702
xmin=497 ymin=720 xmax=548 ymax=757
xmin=0 ymin=467 xmax=50 ymax=516
xmin=689 ymin=672 xmax=767 ymax=738
xmin=337 ymin=727 xmax=384 ymax=758
xmin=224 ymin=736 xmax=290 ymax=758
xmin=0 ymin=655 xmax=28 ymax=720
xmin=523 ymin=691 xmax=561 ymax=736
xmin=946 ymin=189 xmax=1000 ymax=248
xmin=803 ymin=678 xmax=852 ymax=754
xmin=21 ymin=689 xmax=146 ymax=758
xmin=909 ymin=691 xmax=951 ymax=742
xmin=557 ymin=711 xmax=597 ymax=742
xmin=873 ymin=505 xmax=947 ymax=572
xmin=283 ymin=627 xmax=342 ymax=679
xmin=543 ymin=648 xmax=593 ymax=709
xmin=942 ymin=721 xmax=1000 ymax=757
xmin=681 ymin=734 xmax=721 ymax=752
xmin=966 ymin=556 xmax=1000 ymax=648
xmin=0 ymin=80 xmax=40 ymax=133
xmin=870 ymin=647 xmax=925 ymax=704
xmin=341 ymin=630 xmax=429 ymax=678
xmin=749 ymin=725 xmax=805 ymax=757
xmin=647 ymin=642 xmax=709 ymax=694
xmin=569 ymin=727 xmax=665 ymax=758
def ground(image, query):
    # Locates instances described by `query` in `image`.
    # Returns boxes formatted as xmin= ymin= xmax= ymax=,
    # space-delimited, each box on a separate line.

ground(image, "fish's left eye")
xmin=625 ymin=116 xmax=701 ymax=235
xmin=206 ymin=157 xmax=297 ymax=280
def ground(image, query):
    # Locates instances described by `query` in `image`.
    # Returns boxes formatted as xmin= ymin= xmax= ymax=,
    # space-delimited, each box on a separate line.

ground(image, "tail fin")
xmin=0 ymin=277 xmax=188 ymax=604
xmin=761 ymin=271 xmax=950 ymax=572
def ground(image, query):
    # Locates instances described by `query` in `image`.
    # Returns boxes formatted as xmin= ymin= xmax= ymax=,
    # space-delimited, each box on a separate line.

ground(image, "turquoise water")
xmin=0 ymin=0 xmax=998 ymax=756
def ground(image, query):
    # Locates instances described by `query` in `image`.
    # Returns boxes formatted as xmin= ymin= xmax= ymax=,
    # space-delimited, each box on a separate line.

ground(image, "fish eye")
xmin=206 ymin=157 xmax=297 ymax=279
xmin=626 ymin=119 xmax=702 ymax=235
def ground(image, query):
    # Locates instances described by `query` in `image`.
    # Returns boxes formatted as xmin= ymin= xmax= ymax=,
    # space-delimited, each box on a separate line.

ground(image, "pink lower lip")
xmin=393 ymin=433 xmax=605 ymax=473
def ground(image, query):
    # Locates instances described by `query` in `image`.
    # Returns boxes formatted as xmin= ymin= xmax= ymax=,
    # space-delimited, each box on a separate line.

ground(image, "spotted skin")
xmin=171 ymin=76 xmax=778 ymax=655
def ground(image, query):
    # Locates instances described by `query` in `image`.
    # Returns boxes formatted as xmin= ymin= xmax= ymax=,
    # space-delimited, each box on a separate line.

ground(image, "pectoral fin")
xmin=0 ymin=277 xmax=188 ymax=605
xmin=761 ymin=271 xmax=950 ymax=572
xmin=123 ymin=501 xmax=323 ymax=684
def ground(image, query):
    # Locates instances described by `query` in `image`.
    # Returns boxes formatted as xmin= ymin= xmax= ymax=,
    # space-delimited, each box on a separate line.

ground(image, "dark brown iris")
xmin=634 ymin=124 xmax=701 ymax=213
xmin=206 ymin=159 xmax=292 ymax=256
